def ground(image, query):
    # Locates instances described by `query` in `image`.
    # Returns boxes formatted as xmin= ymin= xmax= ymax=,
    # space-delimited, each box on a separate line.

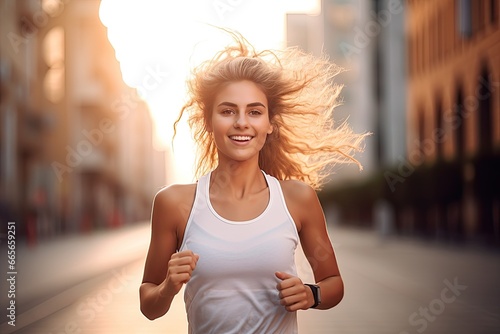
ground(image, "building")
xmin=0 ymin=0 xmax=166 ymax=241
xmin=286 ymin=0 xmax=406 ymax=223
xmin=287 ymin=0 xmax=499 ymax=245
xmin=287 ymin=0 xmax=407 ymax=179
xmin=287 ymin=0 xmax=381 ymax=181
xmin=403 ymin=0 xmax=500 ymax=242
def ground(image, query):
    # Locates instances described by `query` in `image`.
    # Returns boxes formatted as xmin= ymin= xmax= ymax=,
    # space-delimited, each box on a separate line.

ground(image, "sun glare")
xmin=99 ymin=0 xmax=319 ymax=183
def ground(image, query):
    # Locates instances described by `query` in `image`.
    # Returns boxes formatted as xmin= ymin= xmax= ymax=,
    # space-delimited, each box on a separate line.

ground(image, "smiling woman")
xmin=139 ymin=30 xmax=367 ymax=333
xmin=209 ymin=80 xmax=274 ymax=165
xmin=176 ymin=32 xmax=366 ymax=187
xmin=99 ymin=0 xmax=321 ymax=183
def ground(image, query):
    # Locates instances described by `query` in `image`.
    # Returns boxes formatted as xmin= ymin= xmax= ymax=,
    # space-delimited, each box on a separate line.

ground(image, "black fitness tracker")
xmin=305 ymin=283 xmax=321 ymax=308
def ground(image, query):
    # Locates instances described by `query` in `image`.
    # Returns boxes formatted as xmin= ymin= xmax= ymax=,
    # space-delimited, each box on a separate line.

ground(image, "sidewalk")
xmin=0 ymin=222 xmax=152 ymax=333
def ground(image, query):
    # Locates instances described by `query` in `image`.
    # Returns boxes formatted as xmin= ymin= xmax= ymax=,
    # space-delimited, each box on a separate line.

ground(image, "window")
xmin=435 ymin=99 xmax=444 ymax=158
xmin=457 ymin=0 xmax=472 ymax=38
xmin=477 ymin=66 xmax=493 ymax=153
xmin=490 ymin=0 xmax=499 ymax=25
xmin=454 ymin=86 xmax=465 ymax=158
xmin=418 ymin=108 xmax=426 ymax=160
xmin=472 ymin=0 xmax=487 ymax=33
xmin=42 ymin=26 xmax=65 ymax=103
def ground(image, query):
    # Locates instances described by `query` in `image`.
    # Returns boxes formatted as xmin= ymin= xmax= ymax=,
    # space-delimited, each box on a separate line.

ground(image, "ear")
xmin=267 ymin=123 xmax=274 ymax=135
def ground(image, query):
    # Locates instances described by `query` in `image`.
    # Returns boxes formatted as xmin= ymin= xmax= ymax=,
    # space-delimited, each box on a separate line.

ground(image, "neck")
xmin=211 ymin=160 xmax=266 ymax=200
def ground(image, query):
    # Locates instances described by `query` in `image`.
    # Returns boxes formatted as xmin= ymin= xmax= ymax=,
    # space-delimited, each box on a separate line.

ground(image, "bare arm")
xmin=278 ymin=181 xmax=343 ymax=310
xmin=139 ymin=185 xmax=198 ymax=320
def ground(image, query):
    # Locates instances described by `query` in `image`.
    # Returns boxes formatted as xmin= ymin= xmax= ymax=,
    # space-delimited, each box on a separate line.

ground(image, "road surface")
xmin=1 ymin=222 xmax=499 ymax=333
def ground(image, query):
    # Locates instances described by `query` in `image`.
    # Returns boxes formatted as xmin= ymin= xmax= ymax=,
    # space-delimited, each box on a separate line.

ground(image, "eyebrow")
xmin=217 ymin=102 xmax=267 ymax=108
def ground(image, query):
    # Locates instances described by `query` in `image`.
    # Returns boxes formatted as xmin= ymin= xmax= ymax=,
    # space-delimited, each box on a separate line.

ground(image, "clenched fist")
xmin=275 ymin=271 xmax=314 ymax=312
xmin=161 ymin=250 xmax=199 ymax=297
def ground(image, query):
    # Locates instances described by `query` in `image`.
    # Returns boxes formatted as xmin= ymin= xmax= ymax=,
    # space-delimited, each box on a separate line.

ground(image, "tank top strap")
xmin=178 ymin=174 xmax=209 ymax=252
xmin=263 ymin=172 xmax=299 ymax=240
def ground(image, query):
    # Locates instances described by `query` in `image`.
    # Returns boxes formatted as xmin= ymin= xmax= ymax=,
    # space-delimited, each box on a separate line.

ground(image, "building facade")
xmin=286 ymin=0 xmax=406 ymax=224
xmin=1 ymin=0 xmax=166 ymax=241
xmin=404 ymin=0 xmax=499 ymax=242
xmin=287 ymin=0 xmax=499 ymax=245
xmin=286 ymin=0 xmax=381 ymax=183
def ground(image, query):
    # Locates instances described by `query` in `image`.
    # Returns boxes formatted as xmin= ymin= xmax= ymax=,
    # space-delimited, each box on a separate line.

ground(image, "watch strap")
xmin=305 ymin=283 xmax=321 ymax=308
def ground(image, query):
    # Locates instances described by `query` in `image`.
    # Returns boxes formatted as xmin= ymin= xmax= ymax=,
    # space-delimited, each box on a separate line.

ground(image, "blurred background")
xmin=0 ymin=0 xmax=499 ymax=333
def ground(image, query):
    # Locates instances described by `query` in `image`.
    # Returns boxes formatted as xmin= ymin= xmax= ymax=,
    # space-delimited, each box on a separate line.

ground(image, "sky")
xmin=99 ymin=0 xmax=319 ymax=183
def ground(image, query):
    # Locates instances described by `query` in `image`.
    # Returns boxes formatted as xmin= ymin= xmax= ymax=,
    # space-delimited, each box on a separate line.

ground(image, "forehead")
xmin=213 ymin=80 xmax=267 ymax=107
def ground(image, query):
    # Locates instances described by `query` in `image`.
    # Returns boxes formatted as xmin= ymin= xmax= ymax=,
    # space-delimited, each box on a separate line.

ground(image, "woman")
xmin=140 ymin=32 xmax=366 ymax=333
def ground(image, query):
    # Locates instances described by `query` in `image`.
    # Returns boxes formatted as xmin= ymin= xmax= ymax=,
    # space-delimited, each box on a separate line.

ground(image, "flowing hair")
xmin=174 ymin=31 xmax=368 ymax=189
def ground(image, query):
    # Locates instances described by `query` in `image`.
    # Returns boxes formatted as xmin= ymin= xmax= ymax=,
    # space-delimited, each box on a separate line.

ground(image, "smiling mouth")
xmin=229 ymin=135 xmax=253 ymax=142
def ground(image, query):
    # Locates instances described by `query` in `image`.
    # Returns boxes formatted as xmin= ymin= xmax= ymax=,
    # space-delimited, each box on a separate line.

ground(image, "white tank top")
xmin=179 ymin=170 xmax=299 ymax=334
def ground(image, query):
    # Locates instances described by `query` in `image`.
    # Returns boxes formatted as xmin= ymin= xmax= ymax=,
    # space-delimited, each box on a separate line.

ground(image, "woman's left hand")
xmin=275 ymin=271 xmax=314 ymax=312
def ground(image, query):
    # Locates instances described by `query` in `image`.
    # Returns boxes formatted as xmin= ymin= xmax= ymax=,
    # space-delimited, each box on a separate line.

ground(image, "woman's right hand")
xmin=161 ymin=250 xmax=199 ymax=297
xmin=140 ymin=184 xmax=197 ymax=320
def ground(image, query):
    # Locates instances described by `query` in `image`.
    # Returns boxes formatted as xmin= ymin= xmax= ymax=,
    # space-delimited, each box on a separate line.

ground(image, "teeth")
xmin=230 ymin=135 xmax=252 ymax=141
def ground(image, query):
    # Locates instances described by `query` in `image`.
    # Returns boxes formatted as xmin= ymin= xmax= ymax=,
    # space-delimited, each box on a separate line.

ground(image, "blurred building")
xmin=287 ymin=0 xmax=406 ymax=179
xmin=288 ymin=0 xmax=499 ymax=245
xmin=403 ymin=0 xmax=500 ymax=242
xmin=287 ymin=0 xmax=379 ymax=181
xmin=286 ymin=0 xmax=406 ymax=217
xmin=0 ymin=0 xmax=166 ymax=241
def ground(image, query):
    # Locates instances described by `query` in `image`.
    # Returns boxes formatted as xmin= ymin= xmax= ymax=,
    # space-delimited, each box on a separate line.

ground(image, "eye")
xmin=221 ymin=109 xmax=235 ymax=115
xmin=249 ymin=109 xmax=262 ymax=115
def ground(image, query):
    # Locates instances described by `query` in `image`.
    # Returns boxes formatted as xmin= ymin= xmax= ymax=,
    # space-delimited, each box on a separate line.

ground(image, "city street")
xmin=1 ymin=221 xmax=499 ymax=334
xmin=1 ymin=1 xmax=499 ymax=334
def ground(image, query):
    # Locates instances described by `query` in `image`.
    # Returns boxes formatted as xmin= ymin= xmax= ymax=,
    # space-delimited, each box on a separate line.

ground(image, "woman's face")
xmin=208 ymin=80 xmax=273 ymax=164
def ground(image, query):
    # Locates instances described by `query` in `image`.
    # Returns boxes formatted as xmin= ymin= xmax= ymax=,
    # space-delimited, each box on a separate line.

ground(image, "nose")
xmin=234 ymin=112 xmax=249 ymax=128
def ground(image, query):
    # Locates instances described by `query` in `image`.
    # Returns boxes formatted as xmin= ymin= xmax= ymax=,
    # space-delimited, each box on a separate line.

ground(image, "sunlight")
xmin=99 ymin=0 xmax=319 ymax=183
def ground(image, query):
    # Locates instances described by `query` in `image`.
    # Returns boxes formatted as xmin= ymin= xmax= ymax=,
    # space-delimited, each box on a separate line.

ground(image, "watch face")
xmin=314 ymin=284 xmax=321 ymax=304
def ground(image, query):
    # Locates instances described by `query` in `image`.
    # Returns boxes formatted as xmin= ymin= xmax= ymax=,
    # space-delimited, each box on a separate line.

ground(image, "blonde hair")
xmin=174 ymin=31 xmax=367 ymax=189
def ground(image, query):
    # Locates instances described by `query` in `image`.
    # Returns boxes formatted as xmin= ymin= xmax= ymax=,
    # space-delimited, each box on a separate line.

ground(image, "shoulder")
xmin=278 ymin=179 xmax=318 ymax=204
xmin=152 ymin=183 xmax=197 ymax=228
xmin=278 ymin=179 xmax=321 ymax=231
xmin=154 ymin=183 xmax=197 ymax=206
